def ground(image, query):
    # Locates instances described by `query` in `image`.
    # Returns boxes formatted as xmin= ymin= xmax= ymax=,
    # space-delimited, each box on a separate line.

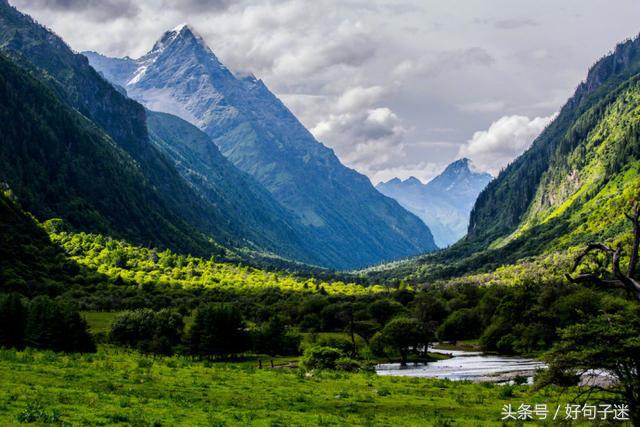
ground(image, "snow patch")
xmin=127 ymin=65 xmax=148 ymax=85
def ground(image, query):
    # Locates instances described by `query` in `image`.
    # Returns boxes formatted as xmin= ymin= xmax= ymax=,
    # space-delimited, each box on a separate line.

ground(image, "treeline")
xmin=0 ymin=294 xmax=94 ymax=353
xmin=1 ymin=221 xmax=634 ymax=363
xmin=107 ymin=305 xmax=300 ymax=359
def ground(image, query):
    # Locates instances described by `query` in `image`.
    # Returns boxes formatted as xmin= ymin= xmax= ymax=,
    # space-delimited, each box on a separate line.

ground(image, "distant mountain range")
xmin=376 ymin=159 xmax=492 ymax=247
xmin=84 ymin=24 xmax=437 ymax=268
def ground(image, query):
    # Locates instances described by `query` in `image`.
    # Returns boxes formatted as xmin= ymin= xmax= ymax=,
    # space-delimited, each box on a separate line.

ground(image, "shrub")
xmin=335 ymin=357 xmax=363 ymax=372
xmin=301 ymin=346 xmax=344 ymax=370
xmin=314 ymin=335 xmax=353 ymax=354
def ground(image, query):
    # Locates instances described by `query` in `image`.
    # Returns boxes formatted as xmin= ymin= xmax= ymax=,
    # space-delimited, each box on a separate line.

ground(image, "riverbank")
xmin=0 ymin=347 xmax=582 ymax=426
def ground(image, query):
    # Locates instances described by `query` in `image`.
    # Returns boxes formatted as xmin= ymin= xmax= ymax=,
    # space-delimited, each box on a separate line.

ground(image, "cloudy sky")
xmin=12 ymin=0 xmax=640 ymax=183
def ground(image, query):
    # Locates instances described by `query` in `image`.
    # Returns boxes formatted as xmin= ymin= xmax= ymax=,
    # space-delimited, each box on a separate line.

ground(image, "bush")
xmin=335 ymin=357 xmax=364 ymax=372
xmin=301 ymin=346 xmax=344 ymax=370
xmin=314 ymin=335 xmax=354 ymax=354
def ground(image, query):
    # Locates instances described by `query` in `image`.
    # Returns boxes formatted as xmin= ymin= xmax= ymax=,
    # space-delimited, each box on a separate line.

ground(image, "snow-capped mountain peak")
xmin=84 ymin=24 xmax=438 ymax=267
xmin=376 ymin=159 xmax=493 ymax=247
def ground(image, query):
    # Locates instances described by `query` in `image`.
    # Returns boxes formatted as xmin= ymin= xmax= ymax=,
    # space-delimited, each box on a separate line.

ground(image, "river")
xmin=376 ymin=347 xmax=546 ymax=383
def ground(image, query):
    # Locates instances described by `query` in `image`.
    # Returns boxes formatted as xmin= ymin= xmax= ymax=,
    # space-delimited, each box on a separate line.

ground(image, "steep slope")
xmin=0 ymin=53 xmax=217 ymax=255
xmin=366 ymin=34 xmax=640 ymax=283
xmin=85 ymin=25 xmax=437 ymax=269
xmin=376 ymin=159 xmax=492 ymax=247
xmin=0 ymin=1 xmax=240 ymax=252
xmin=468 ymin=35 xmax=640 ymax=250
xmin=146 ymin=110 xmax=324 ymax=265
xmin=0 ymin=190 xmax=73 ymax=293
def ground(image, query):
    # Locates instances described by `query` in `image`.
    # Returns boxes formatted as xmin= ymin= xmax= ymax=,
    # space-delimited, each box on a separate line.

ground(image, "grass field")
xmin=81 ymin=311 xmax=124 ymax=334
xmin=0 ymin=346 xmax=588 ymax=426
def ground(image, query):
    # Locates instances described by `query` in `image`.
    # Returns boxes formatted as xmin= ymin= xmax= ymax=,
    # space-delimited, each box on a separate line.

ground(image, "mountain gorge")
xmin=84 ymin=25 xmax=437 ymax=269
xmin=376 ymin=159 xmax=492 ymax=247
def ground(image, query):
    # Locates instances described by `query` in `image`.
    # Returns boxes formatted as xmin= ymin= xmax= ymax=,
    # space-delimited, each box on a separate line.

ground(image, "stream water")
xmin=376 ymin=347 xmax=546 ymax=383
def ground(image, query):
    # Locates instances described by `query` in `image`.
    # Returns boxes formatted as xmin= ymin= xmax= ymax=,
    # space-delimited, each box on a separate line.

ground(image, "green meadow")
xmin=0 ymin=347 xmax=584 ymax=426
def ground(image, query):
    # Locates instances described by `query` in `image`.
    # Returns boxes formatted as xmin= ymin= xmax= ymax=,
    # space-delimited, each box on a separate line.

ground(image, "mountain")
xmin=0 ymin=50 xmax=221 ymax=256
xmin=84 ymin=25 xmax=438 ymax=269
xmin=0 ymin=1 xmax=239 ymax=255
xmin=0 ymin=2 xmax=394 ymax=268
xmin=467 ymin=34 xmax=640 ymax=252
xmin=376 ymin=159 xmax=492 ymax=247
xmin=145 ymin=110 xmax=322 ymax=265
xmin=367 ymin=34 xmax=640 ymax=282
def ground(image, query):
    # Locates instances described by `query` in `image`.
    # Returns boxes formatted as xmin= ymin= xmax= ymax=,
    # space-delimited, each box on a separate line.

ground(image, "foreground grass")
xmin=0 ymin=347 xmax=588 ymax=426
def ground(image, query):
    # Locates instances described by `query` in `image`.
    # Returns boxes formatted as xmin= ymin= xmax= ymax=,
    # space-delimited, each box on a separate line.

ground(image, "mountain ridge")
xmin=366 ymin=34 xmax=640 ymax=283
xmin=85 ymin=24 xmax=438 ymax=269
xmin=376 ymin=158 xmax=492 ymax=247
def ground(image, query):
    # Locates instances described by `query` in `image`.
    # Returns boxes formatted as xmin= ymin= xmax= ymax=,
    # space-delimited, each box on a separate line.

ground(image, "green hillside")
xmin=366 ymin=36 xmax=640 ymax=284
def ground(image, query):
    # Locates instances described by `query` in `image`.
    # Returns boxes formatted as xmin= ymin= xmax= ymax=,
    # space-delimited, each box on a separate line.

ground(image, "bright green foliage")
xmin=49 ymin=229 xmax=383 ymax=297
xmin=300 ymin=345 xmax=345 ymax=370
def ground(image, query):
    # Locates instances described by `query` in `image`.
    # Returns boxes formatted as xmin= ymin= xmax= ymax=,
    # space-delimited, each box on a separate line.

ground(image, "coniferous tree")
xmin=188 ymin=304 xmax=249 ymax=359
xmin=0 ymin=293 xmax=26 ymax=349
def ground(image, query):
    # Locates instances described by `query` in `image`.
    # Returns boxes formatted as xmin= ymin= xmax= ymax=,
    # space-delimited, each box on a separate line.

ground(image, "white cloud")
xmin=312 ymin=107 xmax=407 ymax=174
xmin=335 ymin=85 xmax=386 ymax=113
xmin=458 ymin=114 xmax=557 ymax=175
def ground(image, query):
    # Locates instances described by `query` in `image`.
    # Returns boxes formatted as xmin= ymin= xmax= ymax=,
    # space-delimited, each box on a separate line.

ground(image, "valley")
xmin=1 ymin=0 xmax=640 ymax=425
